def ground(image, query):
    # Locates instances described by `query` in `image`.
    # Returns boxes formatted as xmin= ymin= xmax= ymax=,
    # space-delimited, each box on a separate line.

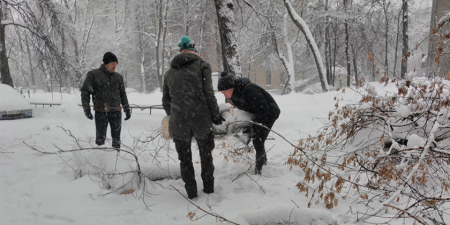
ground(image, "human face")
xmin=220 ymin=88 xmax=234 ymax=99
xmin=105 ymin=62 xmax=118 ymax=73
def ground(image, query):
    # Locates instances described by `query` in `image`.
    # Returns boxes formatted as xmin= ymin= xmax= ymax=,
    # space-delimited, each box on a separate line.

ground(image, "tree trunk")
xmin=135 ymin=1 xmax=146 ymax=93
xmin=352 ymin=44 xmax=358 ymax=85
xmin=325 ymin=0 xmax=331 ymax=85
xmin=393 ymin=7 xmax=402 ymax=78
xmin=400 ymin=0 xmax=408 ymax=79
xmin=383 ymin=0 xmax=389 ymax=75
xmin=214 ymin=0 xmax=242 ymax=77
xmin=161 ymin=1 xmax=169 ymax=78
xmin=272 ymin=14 xmax=295 ymax=95
xmin=0 ymin=2 xmax=13 ymax=87
xmin=344 ymin=0 xmax=351 ymax=87
xmin=283 ymin=0 xmax=327 ymax=92
xmin=25 ymin=35 xmax=36 ymax=93
xmin=332 ymin=22 xmax=338 ymax=86
xmin=155 ymin=0 xmax=165 ymax=90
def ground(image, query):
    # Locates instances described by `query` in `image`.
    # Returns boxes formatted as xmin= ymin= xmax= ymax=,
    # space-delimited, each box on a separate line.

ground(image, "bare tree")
xmin=344 ymin=0 xmax=351 ymax=86
xmin=0 ymin=1 xmax=13 ymax=87
xmin=282 ymin=0 xmax=327 ymax=92
xmin=155 ymin=0 xmax=167 ymax=90
xmin=400 ymin=0 xmax=408 ymax=78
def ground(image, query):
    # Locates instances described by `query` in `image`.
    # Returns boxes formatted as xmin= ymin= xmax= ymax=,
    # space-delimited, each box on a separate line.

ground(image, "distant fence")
xmin=28 ymin=101 xmax=164 ymax=114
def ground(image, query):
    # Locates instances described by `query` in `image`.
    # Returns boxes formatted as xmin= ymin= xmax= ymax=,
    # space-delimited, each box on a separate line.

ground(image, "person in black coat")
xmin=218 ymin=72 xmax=280 ymax=175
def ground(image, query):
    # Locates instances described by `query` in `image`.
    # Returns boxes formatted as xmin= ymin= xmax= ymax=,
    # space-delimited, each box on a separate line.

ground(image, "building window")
xmin=266 ymin=70 xmax=271 ymax=87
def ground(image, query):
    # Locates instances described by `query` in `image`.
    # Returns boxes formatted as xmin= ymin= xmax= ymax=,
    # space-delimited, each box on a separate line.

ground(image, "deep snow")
xmin=0 ymin=83 xmax=446 ymax=225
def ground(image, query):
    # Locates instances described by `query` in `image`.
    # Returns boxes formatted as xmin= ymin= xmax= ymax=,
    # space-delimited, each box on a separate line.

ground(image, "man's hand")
xmin=124 ymin=109 xmax=131 ymax=120
xmin=212 ymin=115 xmax=226 ymax=125
xmin=84 ymin=109 xmax=93 ymax=120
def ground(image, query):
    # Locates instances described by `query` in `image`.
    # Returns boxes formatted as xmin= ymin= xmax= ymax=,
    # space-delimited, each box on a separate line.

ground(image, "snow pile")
xmin=237 ymin=205 xmax=334 ymax=225
xmin=73 ymin=149 xmax=140 ymax=193
xmin=0 ymin=84 xmax=32 ymax=111
xmin=407 ymin=134 xmax=426 ymax=149
xmin=55 ymin=100 xmax=85 ymax=118
xmin=395 ymin=105 xmax=410 ymax=118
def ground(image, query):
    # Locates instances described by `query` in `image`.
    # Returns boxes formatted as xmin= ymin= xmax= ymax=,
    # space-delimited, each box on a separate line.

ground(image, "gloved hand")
xmin=212 ymin=115 xmax=226 ymax=125
xmin=84 ymin=108 xmax=93 ymax=120
xmin=124 ymin=109 xmax=131 ymax=120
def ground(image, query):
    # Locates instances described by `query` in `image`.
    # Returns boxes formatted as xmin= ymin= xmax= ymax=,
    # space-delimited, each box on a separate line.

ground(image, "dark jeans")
xmin=95 ymin=111 xmax=122 ymax=148
xmin=173 ymin=131 xmax=215 ymax=186
xmin=253 ymin=117 xmax=277 ymax=171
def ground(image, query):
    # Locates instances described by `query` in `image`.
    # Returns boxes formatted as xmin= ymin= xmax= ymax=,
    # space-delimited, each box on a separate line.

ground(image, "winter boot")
xmin=203 ymin=179 xmax=214 ymax=194
xmin=185 ymin=183 xmax=198 ymax=199
xmin=254 ymin=153 xmax=267 ymax=175
xmin=255 ymin=159 xmax=265 ymax=175
xmin=254 ymin=166 xmax=262 ymax=175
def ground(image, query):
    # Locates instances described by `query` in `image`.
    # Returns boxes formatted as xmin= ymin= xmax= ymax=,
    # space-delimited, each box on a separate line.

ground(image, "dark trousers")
xmin=173 ymin=132 xmax=215 ymax=186
xmin=253 ymin=117 xmax=277 ymax=171
xmin=95 ymin=111 xmax=122 ymax=148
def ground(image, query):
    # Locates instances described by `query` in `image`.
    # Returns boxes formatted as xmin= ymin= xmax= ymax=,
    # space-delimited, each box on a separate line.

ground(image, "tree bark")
xmin=332 ymin=22 xmax=338 ymax=86
xmin=324 ymin=0 xmax=331 ymax=85
xmin=393 ymin=7 xmax=402 ymax=78
xmin=0 ymin=2 xmax=14 ymax=87
xmin=344 ymin=0 xmax=351 ymax=87
xmin=155 ymin=0 xmax=165 ymax=90
xmin=214 ymin=0 xmax=242 ymax=77
xmin=382 ymin=0 xmax=389 ymax=75
xmin=400 ymin=0 xmax=408 ymax=79
xmin=352 ymin=44 xmax=358 ymax=85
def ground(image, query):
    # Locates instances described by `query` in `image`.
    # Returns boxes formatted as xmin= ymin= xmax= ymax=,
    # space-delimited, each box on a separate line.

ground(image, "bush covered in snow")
xmin=288 ymin=77 xmax=450 ymax=224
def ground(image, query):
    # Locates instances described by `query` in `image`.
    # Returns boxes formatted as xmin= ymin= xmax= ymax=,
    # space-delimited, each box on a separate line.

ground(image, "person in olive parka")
xmin=162 ymin=36 xmax=225 ymax=199
xmin=218 ymin=72 xmax=280 ymax=175
xmin=81 ymin=52 xmax=131 ymax=149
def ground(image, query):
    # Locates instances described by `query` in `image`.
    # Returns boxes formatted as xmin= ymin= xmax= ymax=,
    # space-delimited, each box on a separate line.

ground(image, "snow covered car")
xmin=0 ymin=84 xmax=32 ymax=120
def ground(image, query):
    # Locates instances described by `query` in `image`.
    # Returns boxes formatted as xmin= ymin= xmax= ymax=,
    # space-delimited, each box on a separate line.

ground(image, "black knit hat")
xmin=217 ymin=72 xmax=235 ymax=91
xmin=102 ymin=52 xmax=118 ymax=65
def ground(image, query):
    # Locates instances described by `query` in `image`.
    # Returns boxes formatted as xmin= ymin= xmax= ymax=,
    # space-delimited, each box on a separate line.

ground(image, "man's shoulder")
xmin=200 ymin=60 xmax=211 ymax=68
xmin=88 ymin=68 xmax=103 ymax=75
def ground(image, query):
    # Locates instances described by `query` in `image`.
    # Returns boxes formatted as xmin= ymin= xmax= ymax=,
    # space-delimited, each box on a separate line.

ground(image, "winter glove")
xmin=212 ymin=115 xmax=226 ymax=125
xmin=84 ymin=109 xmax=93 ymax=120
xmin=124 ymin=109 xmax=131 ymax=120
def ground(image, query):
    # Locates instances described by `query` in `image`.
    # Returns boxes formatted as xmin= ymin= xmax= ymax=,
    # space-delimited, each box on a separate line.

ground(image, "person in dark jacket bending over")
xmin=81 ymin=52 xmax=131 ymax=149
xmin=162 ymin=36 xmax=225 ymax=199
xmin=218 ymin=72 xmax=280 ymax=175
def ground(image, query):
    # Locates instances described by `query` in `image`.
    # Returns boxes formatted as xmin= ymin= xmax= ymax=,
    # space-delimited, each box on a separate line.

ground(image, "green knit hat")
xmin=179 ymin=35 xmax=196 ymax=51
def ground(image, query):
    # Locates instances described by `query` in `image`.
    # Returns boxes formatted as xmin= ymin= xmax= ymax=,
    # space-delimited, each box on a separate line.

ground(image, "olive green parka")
xmin=162 ymin=51 xmax=220 ymax=141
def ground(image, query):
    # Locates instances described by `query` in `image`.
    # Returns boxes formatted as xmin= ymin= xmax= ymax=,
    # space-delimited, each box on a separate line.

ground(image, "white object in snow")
xmin=0 ymin=84 xmax=32 ymax=119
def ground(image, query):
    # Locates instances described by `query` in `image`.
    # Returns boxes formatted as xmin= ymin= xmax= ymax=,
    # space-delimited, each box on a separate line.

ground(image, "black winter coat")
xmin=81 ymin=64 xmax=129 ymax=112
xmin=230 ymin=78 xmax=280 ymax=126
xmin=162 ymin=52 xmax=220 ymax=141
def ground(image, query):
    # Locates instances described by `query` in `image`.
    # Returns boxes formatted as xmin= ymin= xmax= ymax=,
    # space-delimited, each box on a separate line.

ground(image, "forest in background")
xmin=0 ymin=0 xmax=448 ymax=94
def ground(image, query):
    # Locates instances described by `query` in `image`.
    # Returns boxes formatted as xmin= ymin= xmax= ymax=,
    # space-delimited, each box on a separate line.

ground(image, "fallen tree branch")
xmin=170 ymin=185 xmax=240 ymax=225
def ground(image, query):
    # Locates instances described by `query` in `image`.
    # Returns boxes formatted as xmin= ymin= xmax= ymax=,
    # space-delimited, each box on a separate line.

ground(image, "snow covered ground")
xmin=0 ymin=82 xmax=441 ymax=225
